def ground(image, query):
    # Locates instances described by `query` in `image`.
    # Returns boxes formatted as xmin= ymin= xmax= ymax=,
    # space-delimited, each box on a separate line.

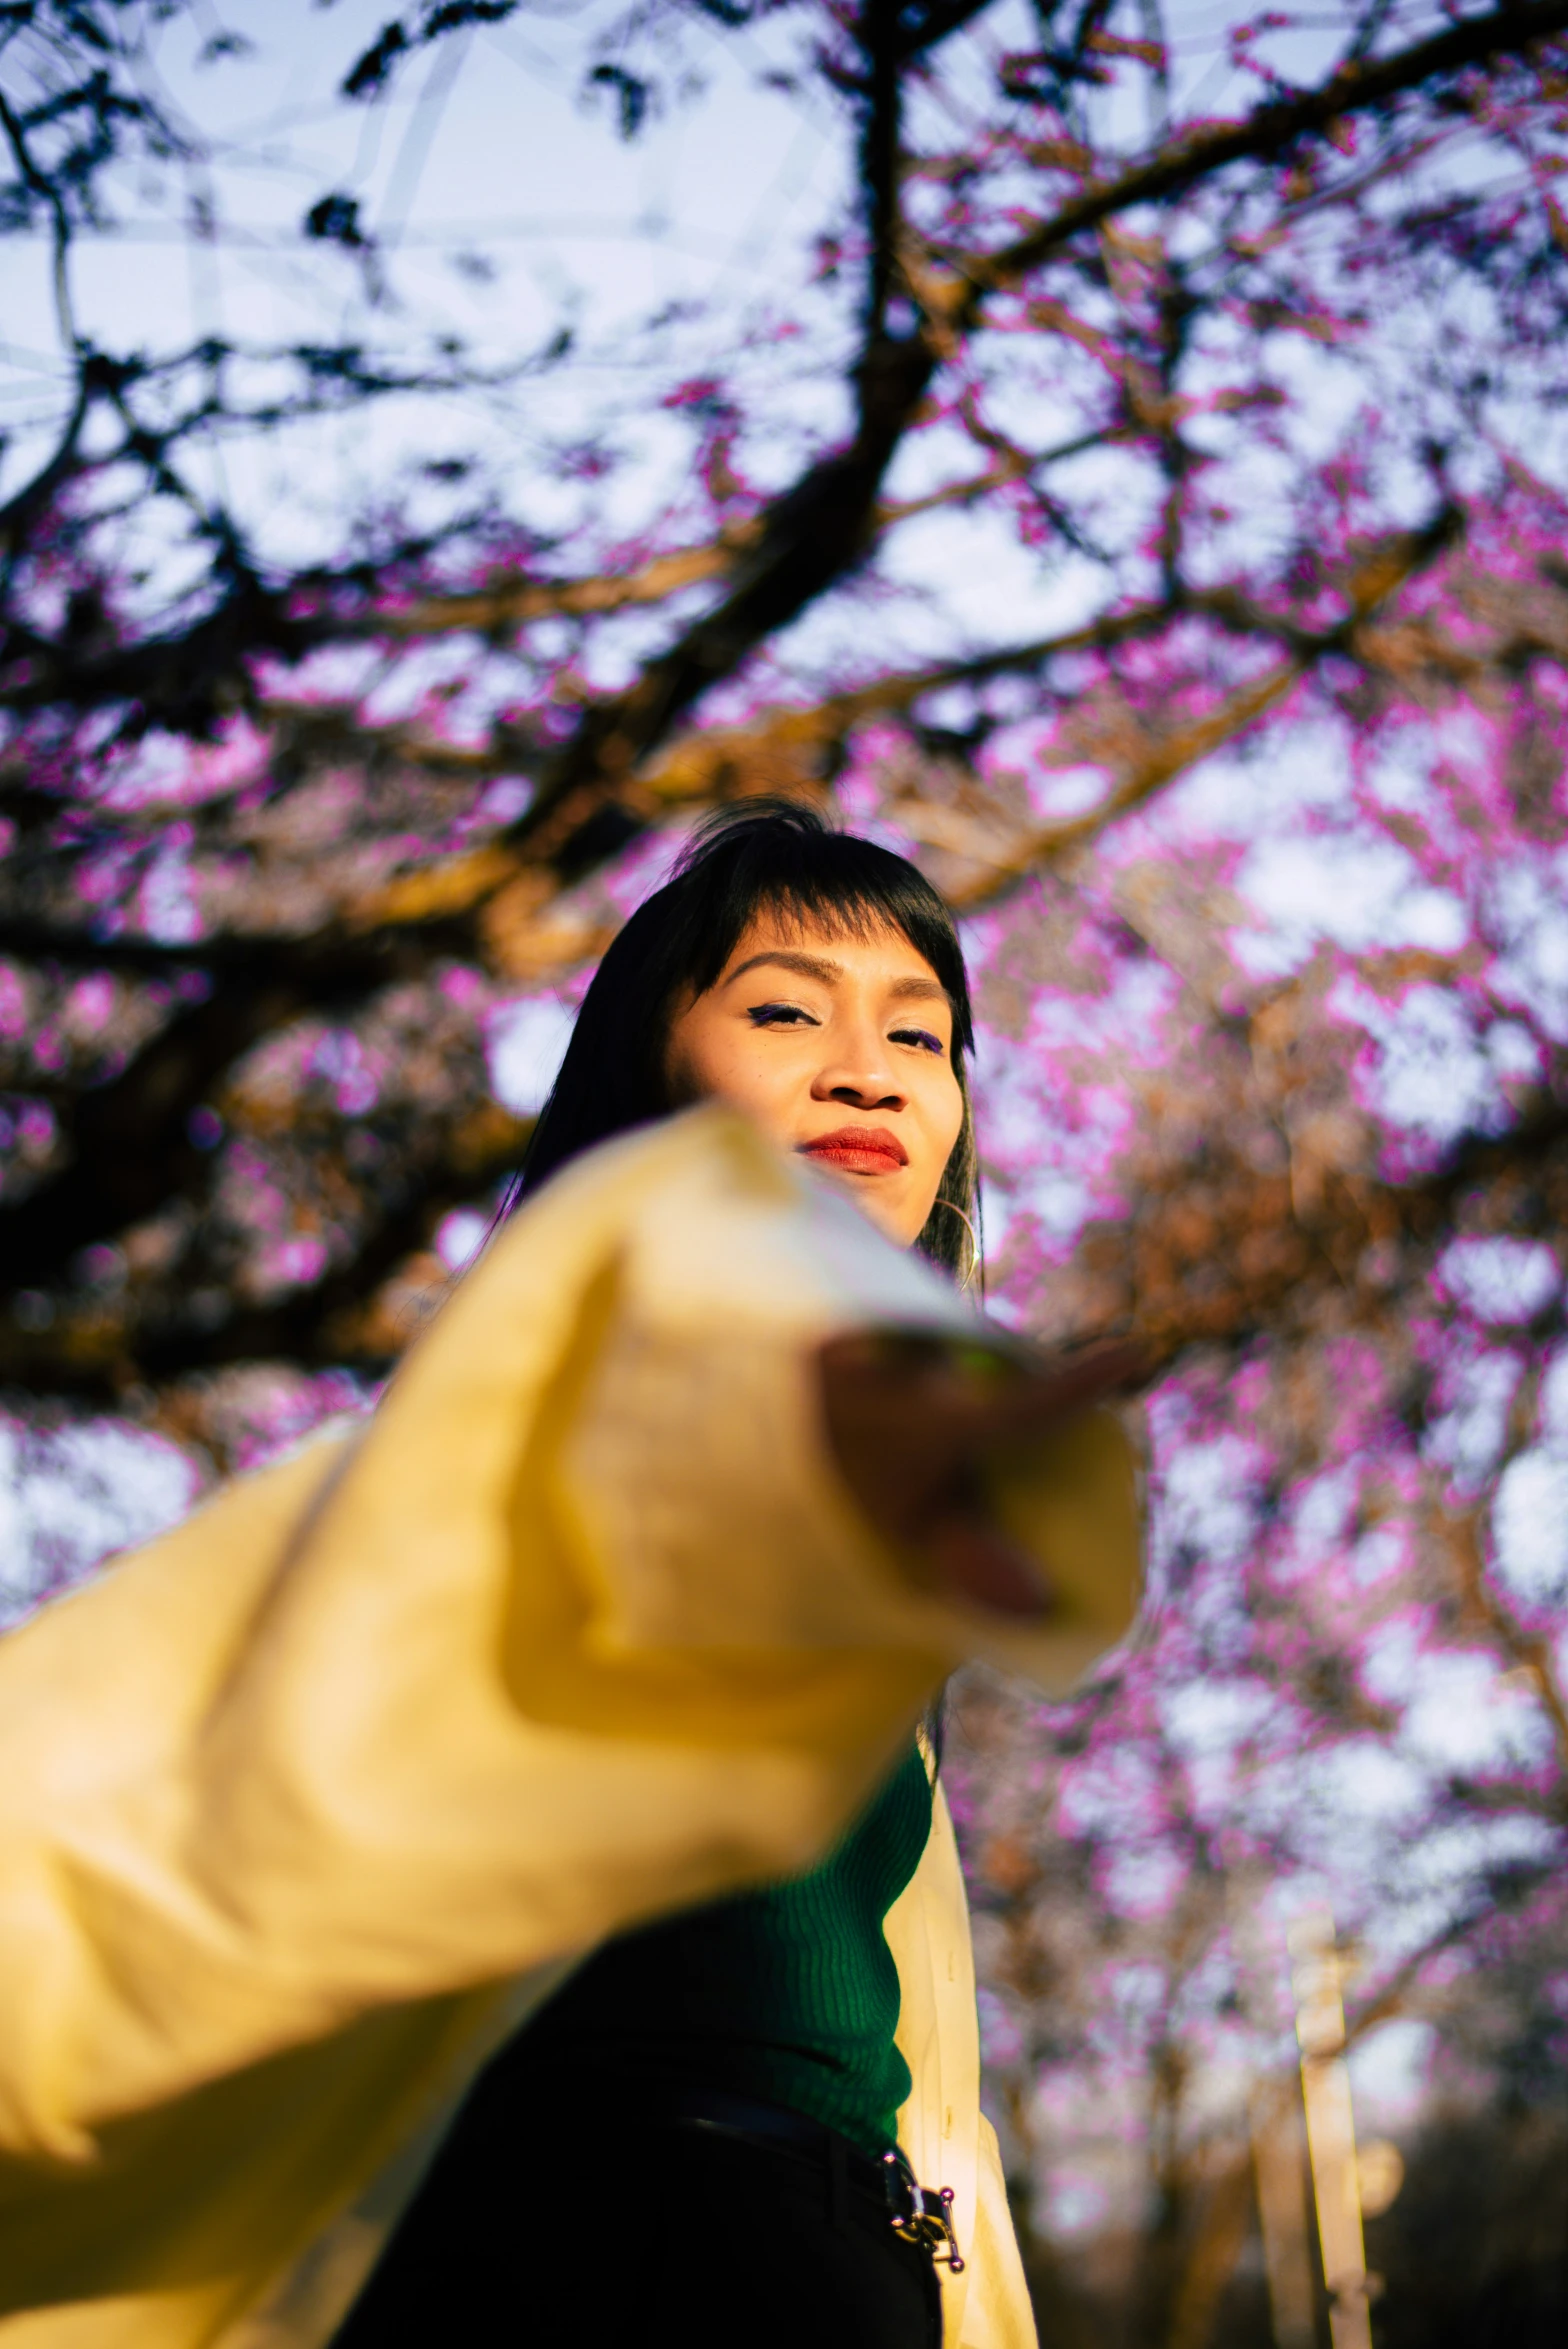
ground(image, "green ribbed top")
xmin=520 ymin=1743 xmax=934 ymax=2156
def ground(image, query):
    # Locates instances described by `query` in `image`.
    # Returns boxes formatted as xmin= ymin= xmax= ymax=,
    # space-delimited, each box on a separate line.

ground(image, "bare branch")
xmin=379 ymin=529 xmax=760 ymax=637
xmin=934 ymin=507 xmax=1461 ymax=905
xmin=0 ymin=79 xmax=79 ymax=355
xmin=0 ymin=1111 xmax=530 ymax=1397
xmin=940 ymin=0 xmax=1568 ymax=325
xmin=0 ymin=352 xmax=93 ymax=572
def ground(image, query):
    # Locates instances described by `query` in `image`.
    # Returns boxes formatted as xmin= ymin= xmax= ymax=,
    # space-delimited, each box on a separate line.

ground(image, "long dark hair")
xmin=505 ymin=802 xmax=980 ymax=1278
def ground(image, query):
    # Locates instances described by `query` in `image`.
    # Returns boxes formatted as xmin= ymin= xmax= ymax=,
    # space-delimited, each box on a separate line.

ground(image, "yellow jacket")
xmin=0 ymin=1109 xmax=1139 ymax=2348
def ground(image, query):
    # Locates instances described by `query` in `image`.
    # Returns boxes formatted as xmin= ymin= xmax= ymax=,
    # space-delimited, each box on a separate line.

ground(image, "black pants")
xmin=330 ymin=2086 xmax=944 ymax=2348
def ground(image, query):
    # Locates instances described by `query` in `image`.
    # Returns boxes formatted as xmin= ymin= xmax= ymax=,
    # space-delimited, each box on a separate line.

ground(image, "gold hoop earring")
xmin=928 ymin=1197 xmax=981 ymax=1289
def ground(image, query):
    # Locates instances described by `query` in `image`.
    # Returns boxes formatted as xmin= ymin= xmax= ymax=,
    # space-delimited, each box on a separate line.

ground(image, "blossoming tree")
xmin=3 ymin=2 xmax=1567 ymax=2338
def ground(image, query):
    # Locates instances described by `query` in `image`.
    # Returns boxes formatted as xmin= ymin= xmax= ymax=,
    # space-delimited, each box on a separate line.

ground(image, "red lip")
xmin=797 ymin=1125 xmax=909 ymax=1176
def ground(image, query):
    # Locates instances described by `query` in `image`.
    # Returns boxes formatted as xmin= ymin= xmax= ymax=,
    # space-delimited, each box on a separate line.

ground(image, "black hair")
xmin=505 ymin=800 xmax=980 ymax=1278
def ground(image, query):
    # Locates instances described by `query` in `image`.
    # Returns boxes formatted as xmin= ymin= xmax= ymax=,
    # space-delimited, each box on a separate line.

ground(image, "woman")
xmin=330 ymin=804 xmax=1119 ymax=2349
xmin=0 ymin=809 xmax=1139 ymax=2349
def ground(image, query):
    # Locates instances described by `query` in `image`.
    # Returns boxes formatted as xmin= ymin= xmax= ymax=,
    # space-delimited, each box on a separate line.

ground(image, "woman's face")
xmin=664 ymin=909 xmax=966 ymax=1248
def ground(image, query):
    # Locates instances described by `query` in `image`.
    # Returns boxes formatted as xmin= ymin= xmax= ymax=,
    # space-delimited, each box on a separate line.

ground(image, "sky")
xmin=0 ymin=2 xmax=1404 ymax=640
xmin=1 ymin=1 xmax=851 ymax=557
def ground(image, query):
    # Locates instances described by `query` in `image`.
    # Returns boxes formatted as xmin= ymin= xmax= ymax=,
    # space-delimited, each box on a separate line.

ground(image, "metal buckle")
xmin=881 ymin=2150 xmax=965 ymax=2271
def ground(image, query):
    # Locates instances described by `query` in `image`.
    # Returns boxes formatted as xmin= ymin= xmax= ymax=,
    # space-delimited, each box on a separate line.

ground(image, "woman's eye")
xmin=747 ymin=1001 xmax=819 ymax=1029
xmin=891 ymin=1026 xmax=946 ymax=1057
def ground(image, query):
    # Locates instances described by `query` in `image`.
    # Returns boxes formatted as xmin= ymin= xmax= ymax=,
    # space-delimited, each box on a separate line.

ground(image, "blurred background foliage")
xmin=2 ymin=2 xmax=1567 ymax=2342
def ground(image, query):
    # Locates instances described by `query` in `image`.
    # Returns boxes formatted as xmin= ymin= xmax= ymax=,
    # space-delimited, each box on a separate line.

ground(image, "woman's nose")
xmin=811 ymin=1035 xmax=905 ymax=1110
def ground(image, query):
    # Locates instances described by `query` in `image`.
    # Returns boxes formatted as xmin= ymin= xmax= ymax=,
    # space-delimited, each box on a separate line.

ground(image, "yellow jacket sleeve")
xmin=0 ymin=1106 xmax=1138 ymax=2347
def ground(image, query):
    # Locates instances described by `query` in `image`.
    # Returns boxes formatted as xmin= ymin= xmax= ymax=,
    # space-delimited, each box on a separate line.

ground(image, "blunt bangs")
xmin=666 ymin=810 xmax=975 ymax=1061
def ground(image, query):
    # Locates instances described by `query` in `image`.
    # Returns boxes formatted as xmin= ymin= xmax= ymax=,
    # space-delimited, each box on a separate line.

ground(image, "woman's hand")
xmin=816 ymin=1330 xmax=1146 ymax=1618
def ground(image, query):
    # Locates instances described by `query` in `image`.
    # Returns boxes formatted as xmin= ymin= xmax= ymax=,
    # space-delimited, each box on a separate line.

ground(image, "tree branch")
xmin=0 ymin=78 xmax=79 ymax=356
xmin=469 ymin=1 xmax=1563 ymax=891
xmin=378 ymin=529 xmax=760 ymax=637
xmin=0 ymin=1111 xmax=530 ymax=1397
xmin=936 ymin=505 xmax=1461 ymax=905
xmin=0 ymin=921 xmax=478 ymax=1290
xmin=941 ymin=0 xmax=1568 ymax=324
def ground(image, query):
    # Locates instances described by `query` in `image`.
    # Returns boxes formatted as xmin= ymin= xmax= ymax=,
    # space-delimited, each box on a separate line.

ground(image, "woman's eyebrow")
xmin=725 ymin=952 xmax=950 ymax=1007
xmin=726 ymin=949 xmax=843 ymax=986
